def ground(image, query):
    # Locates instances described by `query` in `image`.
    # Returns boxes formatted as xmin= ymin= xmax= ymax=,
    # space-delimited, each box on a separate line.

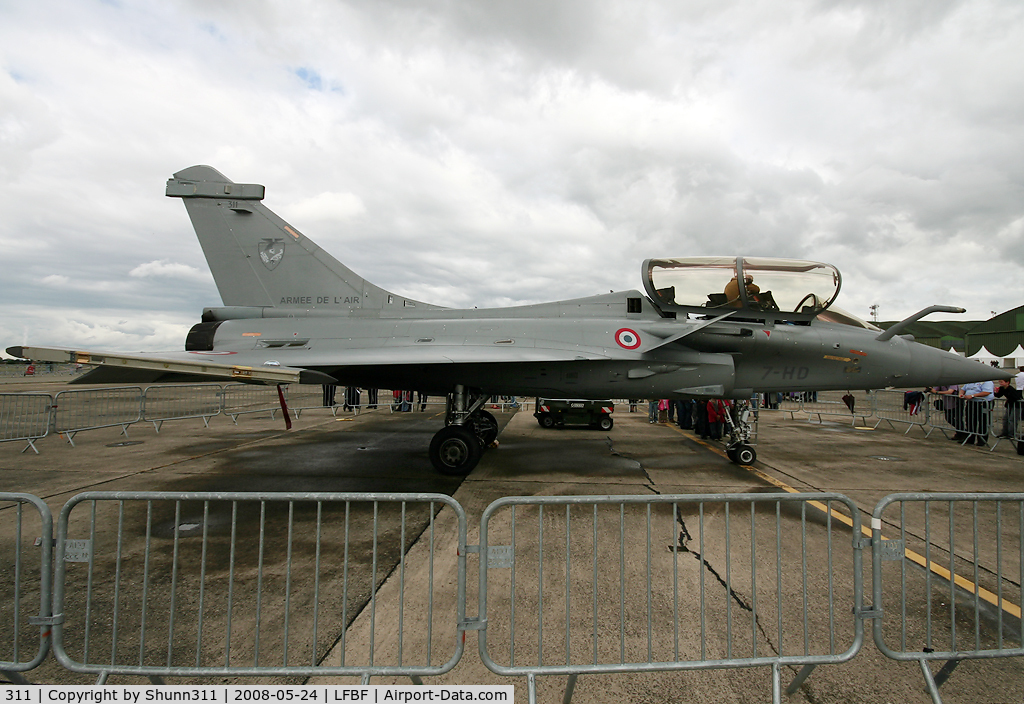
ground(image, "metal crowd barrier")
xmin=0 ymin=393 xmax=54 ymax=454
xmin=51 ymin=491 xmax=467 ymax=683
xmin=795 ymin=390 xmax=872 ymax=426
xmin=3 ymin=384 xmax=1019 ymax=459
xmin=873 ymin=389 xmax=933 ymax=435
xmin=2 ymin=385 xmax=477 ymax=449
xmin=754 ymin=393 xmax=800 ymax=420
xmin=387 ymin=396 xmax=445 ymax=413
xmin=220 ymin=383 xmax=285 ymax=423
xmin=0 ymin=493 xmax=53 ymax=684
xmin=52 ymin=387 xmax=144 ymax=446
xmin=8 ymin=489 xmax=1024 ymax=698
xmin=924 ymin=395 xmax=1006 ymax=449
xmin=992 ymin=399 xmax=1023 ymax=450
xmin=872 ymin=493 xmax=1024 ymax=704
xmin=781 ymin=390 xmax=1019 ymax=454
xmin=142 ymin=384 xmax=223 ymax=431
xmin=288 ymin=385 xmax=345 ymax=417
xmin=477 ymin=493 xmax=865 ymax=704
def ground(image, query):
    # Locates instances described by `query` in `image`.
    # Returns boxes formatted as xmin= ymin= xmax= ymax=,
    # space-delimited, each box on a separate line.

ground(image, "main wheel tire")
xmin=472 ymin=409 xmax=499 ymax=446
xmin=735 ymin=445 xmax=756 ymax=465
xmin=429 ymin=426 xmax=483 ymax=476
xmin=726 ymin=446 xmax=739 ymax=462
xmin=597 ymin=415 xmax=613 ymax=431
xmin=538 ymin=413 xmax=556 ymax=428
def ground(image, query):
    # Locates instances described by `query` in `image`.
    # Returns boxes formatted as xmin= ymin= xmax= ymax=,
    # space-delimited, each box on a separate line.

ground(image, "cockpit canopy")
xmin=643 ymin=256 xmax=842 ymax=320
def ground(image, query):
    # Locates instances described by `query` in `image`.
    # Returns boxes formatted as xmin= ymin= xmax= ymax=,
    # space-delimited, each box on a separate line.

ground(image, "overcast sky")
xmin=3 ymin=0 xmax=1023 ymax=356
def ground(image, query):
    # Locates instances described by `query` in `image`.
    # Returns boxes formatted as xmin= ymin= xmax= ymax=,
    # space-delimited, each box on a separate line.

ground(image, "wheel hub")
xmin=439 ymin=437 xmax=470 ymax=466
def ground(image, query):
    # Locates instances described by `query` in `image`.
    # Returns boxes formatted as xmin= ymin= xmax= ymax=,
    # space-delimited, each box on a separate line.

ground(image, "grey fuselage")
xmin=188 ymin=290 xmax=992 ymax=400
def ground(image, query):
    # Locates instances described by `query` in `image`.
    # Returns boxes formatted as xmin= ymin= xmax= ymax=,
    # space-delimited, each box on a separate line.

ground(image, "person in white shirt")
xmin=1015 ymin=366 xmax=1024 ymax=392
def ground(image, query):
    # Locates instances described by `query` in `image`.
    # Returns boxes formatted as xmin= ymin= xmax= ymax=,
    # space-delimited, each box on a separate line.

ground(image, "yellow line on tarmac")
xmin=664 ymin=422 xmax=1022 ymax=620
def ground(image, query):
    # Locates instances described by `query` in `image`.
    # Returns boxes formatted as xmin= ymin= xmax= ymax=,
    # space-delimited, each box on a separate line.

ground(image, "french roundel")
xmin=615 ymin=328 xmax=641 ymax=350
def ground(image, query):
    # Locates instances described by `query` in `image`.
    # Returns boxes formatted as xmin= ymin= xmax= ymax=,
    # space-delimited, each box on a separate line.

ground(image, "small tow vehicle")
xmin=534 ymin=399 xmax=614 ymax=430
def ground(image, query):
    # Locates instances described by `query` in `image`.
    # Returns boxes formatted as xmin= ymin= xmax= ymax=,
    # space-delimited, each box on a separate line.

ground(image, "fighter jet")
xmin=9 ymin=165 xmax=1008 ymax=474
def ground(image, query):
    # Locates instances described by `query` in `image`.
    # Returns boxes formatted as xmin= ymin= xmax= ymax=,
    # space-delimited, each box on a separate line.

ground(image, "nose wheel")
xmin=429 ymin=426 xmax=482 ymax=475
xmin=726 ymin=443 xmax=757 ymax=465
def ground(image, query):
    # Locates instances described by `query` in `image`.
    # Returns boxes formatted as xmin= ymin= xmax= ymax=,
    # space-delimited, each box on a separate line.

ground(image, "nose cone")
xmin=904 ymin=341 xmax=1013 ymax=387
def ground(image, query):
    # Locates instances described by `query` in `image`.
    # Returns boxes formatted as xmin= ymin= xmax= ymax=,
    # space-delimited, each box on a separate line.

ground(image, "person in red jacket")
xmin=707 ymin=399 xmax=732 ymax=440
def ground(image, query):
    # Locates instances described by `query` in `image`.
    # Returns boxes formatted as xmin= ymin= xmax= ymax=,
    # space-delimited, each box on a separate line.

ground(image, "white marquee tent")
xmin=968 ymin=345 xmax=1001 ymax=365
xmin=1003 ymin=344 xmax=1024 ymax=367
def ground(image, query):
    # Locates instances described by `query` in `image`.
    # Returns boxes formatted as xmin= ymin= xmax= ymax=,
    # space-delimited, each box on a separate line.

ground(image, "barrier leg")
xmin=771 ymin=662 xmax=782 ymax=704
xmin=21 ymin=439 xmax=40 ymax=454
xmin=562 ymin=673 xmax=579 ymax=704
xmin=527 ymin=673 xmax=538 ymax=704
xmin=919 ymin=659 xmax=944 ymax=704
xmin=1 ymin=669 xmax=31 ymax=685
xmin=785 ymin=663 xmax=816 ymax=695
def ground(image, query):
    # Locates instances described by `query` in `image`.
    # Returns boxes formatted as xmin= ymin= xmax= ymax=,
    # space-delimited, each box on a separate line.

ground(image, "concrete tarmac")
xmin=2 ymin=381 xmax=1023 ymax=701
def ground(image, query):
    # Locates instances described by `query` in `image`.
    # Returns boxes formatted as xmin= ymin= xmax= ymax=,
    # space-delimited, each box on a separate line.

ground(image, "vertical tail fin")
xmin=166 ymin=165 xmax=441 ymax=314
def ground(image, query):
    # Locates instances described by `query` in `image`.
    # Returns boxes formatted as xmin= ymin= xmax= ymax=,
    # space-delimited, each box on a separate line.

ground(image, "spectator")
xmin=344 ymin=386 xmax=360 ymax=412
xmin=959 ymin=379 xmax=995 ymax=446
xmin=706 ymin=399 xmax=731 ymax=440
xmin=678 ymin=399 xmax=694 ymax=429
xmin=694 ymin=399 xmax=709 ymax=438
xmin=322 ymin=383 xmax=337 ymax=407
xmin=927 ymin=386 xmax=962 ymax=440
xmin=994 ymin=379 xmax=1022 ymax=440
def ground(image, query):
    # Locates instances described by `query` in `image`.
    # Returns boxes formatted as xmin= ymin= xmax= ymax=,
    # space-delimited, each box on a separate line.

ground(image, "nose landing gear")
xmin=429 ymin=385 xmax=500 ymax=475
xmin=723 ymin=400 xmax=758 ymax=466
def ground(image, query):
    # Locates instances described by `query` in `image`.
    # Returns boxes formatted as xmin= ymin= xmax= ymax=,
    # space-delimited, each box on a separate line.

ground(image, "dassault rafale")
xmin=9 ymin=166 xmax=1008 ymax=474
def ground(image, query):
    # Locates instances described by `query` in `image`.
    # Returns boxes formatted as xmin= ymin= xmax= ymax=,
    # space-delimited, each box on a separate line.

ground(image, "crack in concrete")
xmin=605 ymin=436 xmax=658 ymax=495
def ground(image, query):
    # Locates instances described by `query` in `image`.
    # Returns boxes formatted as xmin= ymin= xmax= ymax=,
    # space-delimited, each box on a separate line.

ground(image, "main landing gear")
xmin=723 ymin=400 xmax=757 ymax=466
xmin=428 ymin=385 xmax=499 ymax=476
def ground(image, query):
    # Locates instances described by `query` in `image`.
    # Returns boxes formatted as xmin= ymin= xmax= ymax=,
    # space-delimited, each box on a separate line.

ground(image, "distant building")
xmin=875 ymin=319 xmax=979 ymax=354
xmin=965 ymin=305 xmax=1024 ymax=361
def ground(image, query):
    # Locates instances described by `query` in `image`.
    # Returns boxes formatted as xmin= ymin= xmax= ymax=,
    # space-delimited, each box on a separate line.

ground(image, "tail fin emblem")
xmin=258 ymin=238 xmax=285 ymax=270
